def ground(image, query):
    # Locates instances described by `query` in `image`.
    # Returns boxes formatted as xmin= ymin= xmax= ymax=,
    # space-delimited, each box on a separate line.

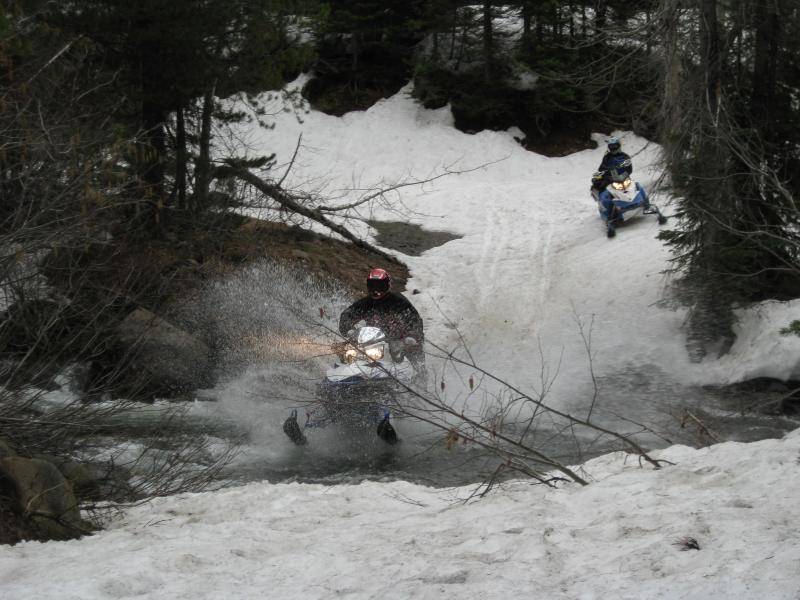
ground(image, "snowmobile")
xmin=282 ymin=325 xmax=421 ymax=446
xmin=591 ymin=162 xmax=667 ymax=238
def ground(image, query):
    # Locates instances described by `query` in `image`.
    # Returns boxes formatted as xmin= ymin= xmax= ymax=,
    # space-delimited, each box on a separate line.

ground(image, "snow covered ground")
xmin=3 ymin=432 xmax=799 ymax=599
xmin=2 ymin=83 xmax=799 ymax=598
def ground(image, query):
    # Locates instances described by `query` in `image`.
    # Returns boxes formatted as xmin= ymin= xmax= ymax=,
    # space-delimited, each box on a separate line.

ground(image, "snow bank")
xmin=2 ymin=430 xmax=798 ymax=599
xmin=696 ymin=299 xmax=800 ymax=384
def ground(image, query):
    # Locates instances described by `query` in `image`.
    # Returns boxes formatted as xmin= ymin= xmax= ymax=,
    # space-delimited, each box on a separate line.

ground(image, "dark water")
xmin=191 ymin=367 xmax=798 ymax=489
xmin=368 ymin=220 xmax=461 ymax=257
xmin=81 ymin=365 xmax=799 ymax=492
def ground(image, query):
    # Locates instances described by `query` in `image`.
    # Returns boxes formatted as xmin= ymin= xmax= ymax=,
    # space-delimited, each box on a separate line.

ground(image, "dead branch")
xmin=215 ymin=164 xmax=402 ymax=264
xmin=425 ymin=339 xmax=668 ymax=470
xmin=315 ymin=158 xmax=506 ymax=213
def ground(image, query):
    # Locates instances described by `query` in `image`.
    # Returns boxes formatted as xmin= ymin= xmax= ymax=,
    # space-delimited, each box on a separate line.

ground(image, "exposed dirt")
xmin=55 ymin=213 xmax=412 ymax=309
xmin=230 ymin=218 xmax=409 ymax=296
xmin=9 ymin=212 xmax=409 ymax=396
xmin=523 ymin=126 xmax=600 ymax=157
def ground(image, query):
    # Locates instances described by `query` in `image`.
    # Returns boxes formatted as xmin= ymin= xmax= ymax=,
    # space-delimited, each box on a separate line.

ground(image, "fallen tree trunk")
xmin=216 ymin=165 xmax=402 ymax=265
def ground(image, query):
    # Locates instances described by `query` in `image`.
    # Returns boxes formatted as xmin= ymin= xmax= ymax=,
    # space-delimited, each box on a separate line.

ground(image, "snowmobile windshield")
xmin=610 ymin=168 xmax=629 ymax=182
xmin=357 ymin=326 xmax=385 ymax=345
xmin=343 ymin=327 xmax=386 ymax=363
xmin=612 ymin=179 xmax=633 ymax=190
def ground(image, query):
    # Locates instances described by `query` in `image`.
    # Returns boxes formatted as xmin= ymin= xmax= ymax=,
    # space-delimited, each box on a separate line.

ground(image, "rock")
xmin=32 ymin=454 xmax=101 ymax=498
xmin=58 ymin=460 xmax=95 ymax=488
xmin=59 ymin=460 xmax=121 ymax=500
xmin=111 ymin=307 xmax=213 ymax=398
xmin=0 ymin=456 xmax=83 ymax=539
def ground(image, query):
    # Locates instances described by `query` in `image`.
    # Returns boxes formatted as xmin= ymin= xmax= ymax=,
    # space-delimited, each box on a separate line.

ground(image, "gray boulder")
xmin=113 ymin=307 xmax=213 ymax=397
xmin=0 ymin=456 xmax=84 ymax=539
xmin=33 ymin=454 xmax=107 ymax=499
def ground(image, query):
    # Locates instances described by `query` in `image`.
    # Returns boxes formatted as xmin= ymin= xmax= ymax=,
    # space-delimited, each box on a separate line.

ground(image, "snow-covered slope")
xmin=2 ymin=84 xmax=798 ymax=599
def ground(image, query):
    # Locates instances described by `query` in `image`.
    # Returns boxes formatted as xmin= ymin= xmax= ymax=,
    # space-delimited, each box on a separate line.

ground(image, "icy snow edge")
xmin=698 ymin=298 xmax=800 ymax=384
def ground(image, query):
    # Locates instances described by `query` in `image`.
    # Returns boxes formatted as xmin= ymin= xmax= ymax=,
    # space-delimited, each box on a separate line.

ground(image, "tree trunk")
xmin=554 ymin=5 xmax=561 ymax=40
xmin=482 ymin=2 xmax=493 ymax=81
xmin=581 ymin=3 xmax=587 ymax=38
xmin=141 ymin=95 xmax=166 ymax=227
xmin=660 ymin=0 xmax=683 ymax=146
xmin=351 ymin=33 xmax=360 ymax=95
xmin=194 ymin=87 xmax=215 ymax=213
xmin=521 ymin=3 xmax=533 ymax=58
xmin=569 ymin=3 xmax=575 ymax=41
xmin=536 ymin=6 xmax=543 ymax=43
xmin=751 ymin=0 xmax=780 ymax=121
xmin=136 ymin=18 xmax=167 ymax=228
xmin=595 ymin=0 xmax=607 ymax=35
xmin=449 ymin=7 xmax=458 ymax=60
xmin=173 ymin=106 xmax=187 ymax=210
xmin=700 ymin=0 xmax=720 ymax=119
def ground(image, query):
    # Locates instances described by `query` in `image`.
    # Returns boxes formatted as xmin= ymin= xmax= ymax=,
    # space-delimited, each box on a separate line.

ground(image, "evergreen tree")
xmin=658 ymin=0 xmax=800 ymax=353
xmin=306 ymin=0 xmax=427 ymax=111
xmin=53 ymin=0 xmax=314 ymax=223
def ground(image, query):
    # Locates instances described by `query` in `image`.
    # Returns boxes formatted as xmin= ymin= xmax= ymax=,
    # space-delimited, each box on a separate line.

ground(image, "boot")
xmin=377 ymin=414 xmax=398 ymax=445
xmin=283 ymin=410 xmax=307 ymax=446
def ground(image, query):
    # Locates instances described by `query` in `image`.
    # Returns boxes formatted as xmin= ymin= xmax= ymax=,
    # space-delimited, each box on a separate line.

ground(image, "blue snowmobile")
xmin=590 ymin=160 xmax=667 ymax=238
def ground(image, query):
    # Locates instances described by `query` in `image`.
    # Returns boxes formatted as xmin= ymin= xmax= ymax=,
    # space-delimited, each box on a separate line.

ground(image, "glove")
xmin=403 ymin=336 xmax=419 ymax=348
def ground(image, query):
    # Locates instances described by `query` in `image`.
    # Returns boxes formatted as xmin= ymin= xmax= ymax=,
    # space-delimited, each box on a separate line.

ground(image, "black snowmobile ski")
xmin=377 ymin=413 xmax=398 ymax=444
xmin=283 ymin=409 xmax=307 ymax=446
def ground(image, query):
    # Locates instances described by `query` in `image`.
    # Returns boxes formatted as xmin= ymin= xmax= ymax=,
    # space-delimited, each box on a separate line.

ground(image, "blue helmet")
xmin=606 ymin=137 xmax=621 ymax=153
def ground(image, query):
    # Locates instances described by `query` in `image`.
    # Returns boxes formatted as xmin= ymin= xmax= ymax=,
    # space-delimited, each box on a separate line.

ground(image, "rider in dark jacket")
xmin=339 ymin=268 xmax=424 ymax=360
xmin=592 ymin=137 xmax=632 ymax=192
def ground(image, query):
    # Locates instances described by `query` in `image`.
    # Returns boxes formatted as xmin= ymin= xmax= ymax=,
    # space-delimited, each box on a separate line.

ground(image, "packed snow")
xmin=2 ymin=82 xmax=799 ymax=599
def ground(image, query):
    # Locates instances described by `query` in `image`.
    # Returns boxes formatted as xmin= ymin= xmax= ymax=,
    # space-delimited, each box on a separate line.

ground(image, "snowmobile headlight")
xmin=344 ymin=348 xmax=359 ymax=364
xmin=364 ymin=346 xmax=384 ymax=361
xmin=612 ymin=178 xmax=632 ymax=191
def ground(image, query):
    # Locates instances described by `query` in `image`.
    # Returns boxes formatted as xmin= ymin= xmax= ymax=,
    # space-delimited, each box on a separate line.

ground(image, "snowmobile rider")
xmin=339 ymin=268 xmax=424 ymax=363
xmin=591 ymin=137 xmax=632 ymax=193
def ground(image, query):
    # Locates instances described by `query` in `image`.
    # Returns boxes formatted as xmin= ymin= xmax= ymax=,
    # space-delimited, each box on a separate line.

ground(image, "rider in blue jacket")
xmin=591 ymin=137 xmax=635 ymax=227
xmin=592 ymin=137 xmax=632 ymax=194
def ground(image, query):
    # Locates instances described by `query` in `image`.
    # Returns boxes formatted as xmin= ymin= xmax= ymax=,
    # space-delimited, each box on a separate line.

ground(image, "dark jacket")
xmin=598 ymin=150 xmax=632 ymax=178
xmin=339 ymin=292 xmax=424 ymax=342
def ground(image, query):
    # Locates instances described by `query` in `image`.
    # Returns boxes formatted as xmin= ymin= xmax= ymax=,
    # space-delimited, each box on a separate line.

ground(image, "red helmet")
xmin=367 ymin=268 xmax=391 ymax=299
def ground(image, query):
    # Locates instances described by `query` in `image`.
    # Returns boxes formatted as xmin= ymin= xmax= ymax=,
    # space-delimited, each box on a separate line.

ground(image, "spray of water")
xmin=172 ymin=260 xmax=502 ymax=485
